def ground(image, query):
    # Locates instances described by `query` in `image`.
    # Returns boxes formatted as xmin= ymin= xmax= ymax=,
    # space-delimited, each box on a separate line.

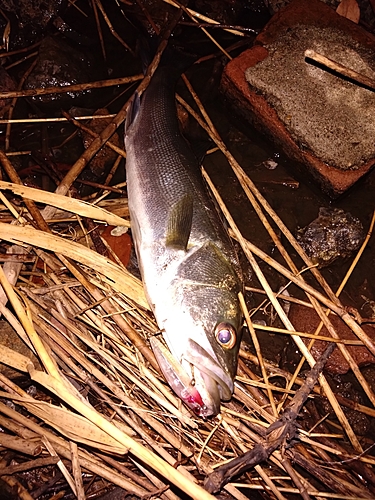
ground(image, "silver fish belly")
xmin=125 ymin=64 xmax=243 ymax=417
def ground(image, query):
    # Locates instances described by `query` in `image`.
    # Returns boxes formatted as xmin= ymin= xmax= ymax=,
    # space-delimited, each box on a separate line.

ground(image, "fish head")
xmin=151 ymin=332 xmax=238 ymax=417
xmin=152 ymin=307 xmax=242 ymax=418
xmin=151 ymin=250 xmax=243 ymax=417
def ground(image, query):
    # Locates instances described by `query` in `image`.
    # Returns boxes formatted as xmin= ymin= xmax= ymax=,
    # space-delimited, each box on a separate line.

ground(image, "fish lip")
xmin=150 ymin=336 xmax=234 ymax=418
xmin=184 ymin=338 xmax=234 ymax=402
xmin=198 ymin=371 xmax=221 ymax=417
xmin=150 ymin=336 xmax=207 ymax=415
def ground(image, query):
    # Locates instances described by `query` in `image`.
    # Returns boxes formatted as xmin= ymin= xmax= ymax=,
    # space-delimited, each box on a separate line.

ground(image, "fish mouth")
xmin=150 ymin=336 xmax=233 ymax=418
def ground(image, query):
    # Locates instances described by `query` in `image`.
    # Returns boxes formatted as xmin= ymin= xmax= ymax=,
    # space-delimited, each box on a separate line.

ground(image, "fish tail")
xmin=137 ymin=34 xmax=197 ymax=77
xmin=161 ymin=43 xmax=198 ymax=75
xmin=136 ymin=35 xmax=157 ymax=74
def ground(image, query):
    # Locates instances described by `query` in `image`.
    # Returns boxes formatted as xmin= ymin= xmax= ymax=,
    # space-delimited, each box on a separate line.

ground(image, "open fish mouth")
xmin=150 ymin=336 xmax=233 ymax=418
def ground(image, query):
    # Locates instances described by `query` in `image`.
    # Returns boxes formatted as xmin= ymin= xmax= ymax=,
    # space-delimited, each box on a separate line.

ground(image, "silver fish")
xmin=125 ymin=59 xmax=243 ymax=417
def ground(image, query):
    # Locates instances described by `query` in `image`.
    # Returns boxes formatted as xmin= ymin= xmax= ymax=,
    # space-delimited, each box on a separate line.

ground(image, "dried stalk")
xmin=239 ymin=292 xmax=278 ymax=417
xmin=0 ymin=180 xmax=129 ymax=227
xmin=176 ymin=87 xmax=374 ymax=362
xmin=62 ymin=110 xmax=127 ymax=158
xmin=0 ymin=8 xmax=372 ymax=498
xmin=94 ymin=0 xmax=135 ymax=55
xmin=202 ymin=168 xmax=362 ymax=452
xmin=305 ymin=49 xmax=375 ymax=90
xmin=205 ymin=340 xmax=336 ymax=493
xmin=0 ymin=75 xmax=143 ymax=100
xmin=41 ymin=13 xmax=180 ymax=221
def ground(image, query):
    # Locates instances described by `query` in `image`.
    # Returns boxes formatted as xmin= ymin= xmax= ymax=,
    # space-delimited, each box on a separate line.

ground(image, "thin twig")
xmin=205 ymin=341 xmax=337 ymax=493
xmin=62 ymin=110 xmax=127 ymax=158
xmin=0 ymin=74 xmax=142 ymax=99
xmin=305 ymin=49 xmax=375 ymax=90
xmin=94 ymin=0 xmax=135 ymax=55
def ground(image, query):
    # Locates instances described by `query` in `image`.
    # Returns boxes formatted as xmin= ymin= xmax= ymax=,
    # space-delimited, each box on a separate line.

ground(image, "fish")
xmin=125 ymin=48 xmax=243 ymax=417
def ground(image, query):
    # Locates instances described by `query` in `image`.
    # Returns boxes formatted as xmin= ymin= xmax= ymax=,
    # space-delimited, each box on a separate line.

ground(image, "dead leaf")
xmin=336 ymin=0 xmax=360 ymax=23
xmin=101 ymin=225 xmax=132 ymax=267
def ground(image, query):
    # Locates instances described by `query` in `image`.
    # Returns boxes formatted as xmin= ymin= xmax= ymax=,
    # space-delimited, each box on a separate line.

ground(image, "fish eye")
xmin=215 ymin=323 xmax=237 ymax=350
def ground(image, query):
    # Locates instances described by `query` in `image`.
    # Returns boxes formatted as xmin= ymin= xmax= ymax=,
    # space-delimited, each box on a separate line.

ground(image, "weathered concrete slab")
xmin=221 ymin=0 xmax=375 ymax=197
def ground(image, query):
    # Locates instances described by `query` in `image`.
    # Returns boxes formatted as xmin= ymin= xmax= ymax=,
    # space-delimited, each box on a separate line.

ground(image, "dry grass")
xmin=0 ymin=2 xmax=373 ymax=499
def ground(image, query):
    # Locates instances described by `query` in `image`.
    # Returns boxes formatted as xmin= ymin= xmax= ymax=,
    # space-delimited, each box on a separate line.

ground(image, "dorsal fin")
xmin=165 ymin=194 xmax=193 ymax=250
xmin=125 ymin=91 xmax=140 ymax=134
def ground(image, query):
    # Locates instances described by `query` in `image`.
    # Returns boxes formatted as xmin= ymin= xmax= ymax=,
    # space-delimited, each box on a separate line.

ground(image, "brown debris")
xmin=290 ymin=304 xmax=375 ymax=375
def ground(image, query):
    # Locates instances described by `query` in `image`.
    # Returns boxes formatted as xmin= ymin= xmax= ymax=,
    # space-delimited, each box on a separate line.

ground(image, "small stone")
xmin=296 ymin=207 xmax=364 ymax=267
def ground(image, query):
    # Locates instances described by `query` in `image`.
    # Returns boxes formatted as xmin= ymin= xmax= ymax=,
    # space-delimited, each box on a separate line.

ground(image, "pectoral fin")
xmin=165 ymin=194 xmax=193 ymax=250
